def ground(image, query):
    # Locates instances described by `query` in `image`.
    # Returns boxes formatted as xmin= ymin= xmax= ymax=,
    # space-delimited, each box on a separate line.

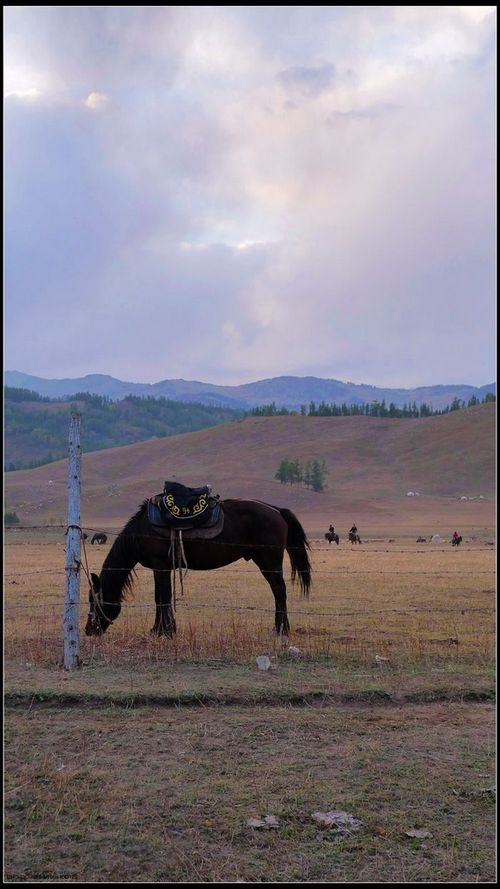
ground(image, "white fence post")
xmin=63 ymin=413 xmax=82 ymax=669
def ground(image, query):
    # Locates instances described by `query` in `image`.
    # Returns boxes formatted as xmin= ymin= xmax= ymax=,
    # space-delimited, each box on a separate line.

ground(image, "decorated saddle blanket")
xmin=147 ymin=480 xmax=222 ymax=532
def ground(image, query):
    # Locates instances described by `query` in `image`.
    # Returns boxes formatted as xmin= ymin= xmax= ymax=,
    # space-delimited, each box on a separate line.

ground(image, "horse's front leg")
xmin=152 ymin=570 xmax=176 ymax=636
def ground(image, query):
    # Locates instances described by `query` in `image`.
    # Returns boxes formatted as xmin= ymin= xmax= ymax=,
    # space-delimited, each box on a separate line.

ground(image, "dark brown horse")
xmin=86 ymin=499 xmax=312 ymax=638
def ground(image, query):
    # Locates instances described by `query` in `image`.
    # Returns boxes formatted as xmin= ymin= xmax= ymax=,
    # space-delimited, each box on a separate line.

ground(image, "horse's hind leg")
xmin=152 ymin=570 xmax=176 ymax=636
xmin=260 ymin=568 xmax=290 ymax=636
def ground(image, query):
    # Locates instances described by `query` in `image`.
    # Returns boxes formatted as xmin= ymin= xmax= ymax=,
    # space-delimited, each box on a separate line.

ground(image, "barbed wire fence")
xmin=5 ymin=524 xmax=496 ymax=663
xmin=4 ymin=414 xmax=496 ymax=665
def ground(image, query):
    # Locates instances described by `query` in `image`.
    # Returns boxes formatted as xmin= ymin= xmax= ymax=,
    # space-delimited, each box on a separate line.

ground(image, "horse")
xmin=91 ymin=532 xmax=107 ymax=545
xmin=348 ymin=531 xmax=362 ymax=544
xmin=451 ymin=535 xmax=463 ymax=547
xmin=85 ymin=498 xmax=312 ymax=638
xmin=325 ymin=531 xmax=340 ymax=545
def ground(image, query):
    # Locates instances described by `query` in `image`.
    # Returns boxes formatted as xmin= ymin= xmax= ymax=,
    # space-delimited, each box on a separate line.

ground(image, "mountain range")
xmin=5 ymin=370 xmax=496 ymax=411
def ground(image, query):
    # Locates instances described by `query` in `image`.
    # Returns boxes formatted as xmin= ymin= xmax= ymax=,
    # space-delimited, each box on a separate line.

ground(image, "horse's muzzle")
xmin=85 ymin=615 xmax=105 ymax=636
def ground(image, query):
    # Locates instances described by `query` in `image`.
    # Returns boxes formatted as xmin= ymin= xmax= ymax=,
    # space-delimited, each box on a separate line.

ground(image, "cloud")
xmin=276 ymin=63 xmax=336 ymax=96
xmin=4 ymin=6 xmax=496 ymax=387
xmin=84 ymin=91 xmax=108 ymax=110
xmin=5 ymin=88 xmax=43 ymax=102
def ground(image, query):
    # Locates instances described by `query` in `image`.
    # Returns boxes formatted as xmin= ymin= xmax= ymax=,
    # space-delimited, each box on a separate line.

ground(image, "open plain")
xmin=4 ymin=405 xmax=496 ymax=882
xmin=5 ymin=529 xmax=495 ymax=882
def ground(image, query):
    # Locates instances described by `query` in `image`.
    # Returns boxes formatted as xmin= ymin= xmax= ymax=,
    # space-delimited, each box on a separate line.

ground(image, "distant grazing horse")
xmin=91 ymin=532 xmax=107 ymax=545
xmin=416 ymin=537 xmax=427 ymax=543
xmin=85 ymin=499 xmax=312 ymax=638
xmin=451 ymin=535 xmax=463 ymax=547
xmin=325 ymin=531 xmax=340 ymax=545
xmin=348 ymin=531 xmax=362 ymax=544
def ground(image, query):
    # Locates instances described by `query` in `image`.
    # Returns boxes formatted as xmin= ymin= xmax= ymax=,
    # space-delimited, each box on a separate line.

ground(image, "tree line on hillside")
xmin=251 ymin=392 xmax=495 ymax=418
xmin=4 ymin=386 xmax=496 ymax=472
xmin=4 ymin=389 xmax=245 ymax=471
xmin=4 ymin=386 xmax=52 ymax=402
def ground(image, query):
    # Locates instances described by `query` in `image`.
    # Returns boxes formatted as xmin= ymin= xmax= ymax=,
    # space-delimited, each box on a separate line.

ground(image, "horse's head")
xmin=85 ymin=572 xmax=112 ymax=636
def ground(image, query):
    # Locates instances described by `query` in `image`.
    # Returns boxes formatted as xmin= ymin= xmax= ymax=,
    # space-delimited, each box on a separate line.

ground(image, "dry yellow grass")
xmin=4 ymin=701 xmax=496 ymax=882
xmin=5 ymin=531 xmax=495 ymax=666
xmin=5 ymin=532 xmax=495 ymax=884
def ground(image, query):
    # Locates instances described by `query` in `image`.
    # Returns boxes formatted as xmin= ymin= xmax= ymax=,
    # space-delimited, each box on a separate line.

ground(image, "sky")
xmin=4 ymin=5 xmax=496 ymax=387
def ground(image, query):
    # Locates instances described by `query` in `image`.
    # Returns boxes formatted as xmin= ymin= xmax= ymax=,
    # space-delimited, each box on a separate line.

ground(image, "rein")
xmin=67 ymin=524 xmax=108 ymax=626
xmin=169 ymin=528 xmax=188 ymax=609
xmin=66 ymin=524 xmax=92 ymax=587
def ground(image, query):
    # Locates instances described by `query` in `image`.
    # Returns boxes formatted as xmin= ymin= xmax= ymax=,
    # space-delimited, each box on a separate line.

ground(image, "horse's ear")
xmin=91 ymin=572 xmax=100 ymax=589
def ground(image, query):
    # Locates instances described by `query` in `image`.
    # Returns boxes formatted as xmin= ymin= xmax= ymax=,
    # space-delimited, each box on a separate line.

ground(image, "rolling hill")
xmin=4 ymin=391 xmax=243 ymax=470
xmin=4 ymin=403 xmax=495 ymax=537
xmin=5 ymin=369 xmax=496 ymax=411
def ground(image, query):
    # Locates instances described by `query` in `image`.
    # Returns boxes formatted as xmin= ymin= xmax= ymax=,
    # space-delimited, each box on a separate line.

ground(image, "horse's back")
xmin=220 ymin=498 xmax=287 ymax=534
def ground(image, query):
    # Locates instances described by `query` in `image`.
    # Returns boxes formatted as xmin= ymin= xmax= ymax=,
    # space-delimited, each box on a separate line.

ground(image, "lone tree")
xmin=274 ymin=459 xmax=303 ymax=485
xmin=306 ymin=460 xmax=328 ymax=492
xmin=275 ymin=459 xmax=290 ymax=484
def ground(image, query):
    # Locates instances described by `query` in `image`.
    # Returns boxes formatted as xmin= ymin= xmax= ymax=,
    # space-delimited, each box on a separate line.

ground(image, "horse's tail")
xmin=279 ymin=508 xmax=312 ymax=597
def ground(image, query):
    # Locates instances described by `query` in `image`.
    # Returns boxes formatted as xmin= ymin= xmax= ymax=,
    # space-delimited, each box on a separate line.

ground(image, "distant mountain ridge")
xmin=5 ymin=370 xmax=496 ymax=411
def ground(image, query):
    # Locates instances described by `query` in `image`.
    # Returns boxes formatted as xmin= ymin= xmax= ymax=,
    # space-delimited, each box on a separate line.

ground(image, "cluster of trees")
xmin=5 ymin=384 xmax=496 ymax=473
xmin=4 ymin=510 xmax=20 ymax=525
xmin=4 ymin=386 xmax=51 ymax=402
xmin=252 ymin=393 xmax=495 ymax=419
xmin=4 ymin=389 xmax=244 ymax=471
xmin=251 ymin=402 xmax=296 ymax=416
xmin=274 ymin=459 xmax=328 ymax=492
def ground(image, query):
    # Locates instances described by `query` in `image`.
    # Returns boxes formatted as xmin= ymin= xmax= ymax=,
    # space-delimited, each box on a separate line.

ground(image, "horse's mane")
xmin=100 ymin=501 xmax=148 ymax=603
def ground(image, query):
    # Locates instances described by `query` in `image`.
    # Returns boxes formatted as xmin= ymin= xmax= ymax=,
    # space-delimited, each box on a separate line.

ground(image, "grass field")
xmin=4 ymin=531 xmax=496 ymax=882
xmin=5 ymin=531 xmax=495 ymax=666
xmin=5 ymin=700 xmax=495 ymax=883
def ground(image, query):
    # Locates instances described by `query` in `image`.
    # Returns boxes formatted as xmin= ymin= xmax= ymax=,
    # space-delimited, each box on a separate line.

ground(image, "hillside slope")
xmin=4 ymin=393 xmax=243 ymax=470
xmin=4 ymin=404 xmax=495 ymax=534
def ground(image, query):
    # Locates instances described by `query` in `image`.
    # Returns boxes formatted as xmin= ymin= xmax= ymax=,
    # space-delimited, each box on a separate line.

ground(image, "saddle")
xmin=147 ymin=480 xmax=223 ymax=534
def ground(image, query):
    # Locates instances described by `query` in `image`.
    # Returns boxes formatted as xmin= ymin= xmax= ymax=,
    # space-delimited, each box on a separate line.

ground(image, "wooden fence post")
xmin=63 ymin=413 xmax=82 ymax=669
